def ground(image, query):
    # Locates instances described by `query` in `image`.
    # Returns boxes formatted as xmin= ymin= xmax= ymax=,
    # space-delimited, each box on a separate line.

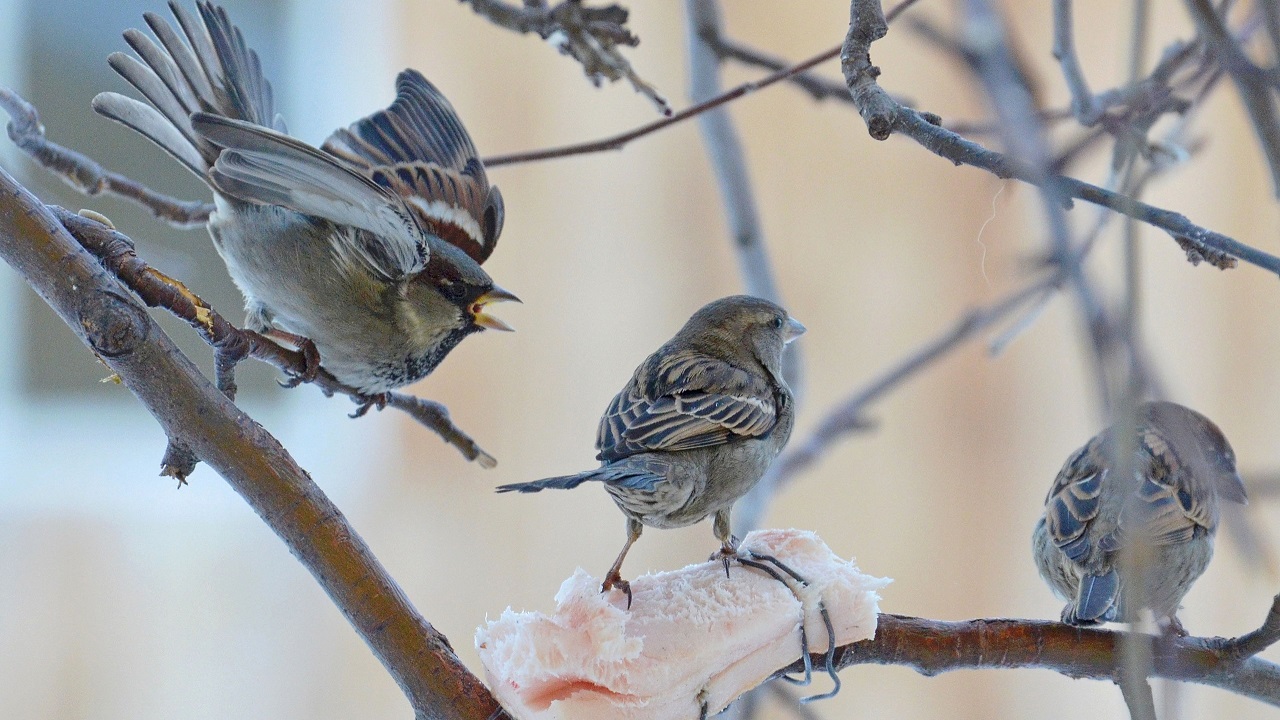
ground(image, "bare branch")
xmin=483 ymin=45 xmax=841 ymax=166
xmin=770 ymin=277 xmax=1055 ymax=487
xmin=0 ymin=88 xmax=212 ymax=226
xmin=1184 ymin=0 xmax=1280 ymax=197
xmin=838 ymin=1 xmax=1280 ymax=277
xmin=459 ymin=0 xmax=670 ymax=114
xmin=0 ymin=166 xmax=509 ymax=720
xmin=1053 ymin=0 xmax=1102 ymax=123
xmin=778 ymin=599 xmax=1280 ymax=707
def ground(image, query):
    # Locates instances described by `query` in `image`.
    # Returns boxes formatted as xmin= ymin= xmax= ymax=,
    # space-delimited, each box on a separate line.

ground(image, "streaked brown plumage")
xmin=498 ymin=296 xmax=805 ymax=603
xmin=92 ymin=2 xmax=515 ymax=395
xmin=1032 ymin=401 xmax=1247 ymax=627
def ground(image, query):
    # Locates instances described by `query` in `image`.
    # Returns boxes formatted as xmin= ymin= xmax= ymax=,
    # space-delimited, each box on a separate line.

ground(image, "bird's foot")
xmin=725 ymin=545 xmax=843 ymax=703
xmin=349 ymin=392 xmax=391 ymax=419
xmin=1161 ymin=615 xmax=1190 ymax=638
xmin=212 ymin=327 xmax=254 ymax=400
xmin=270 ymin=333 xmax=321 ymax=388
xmin=709 ymin=535 xmax=741 ymax=579
xmin=601 ymin=570 xmax=633 ymax=610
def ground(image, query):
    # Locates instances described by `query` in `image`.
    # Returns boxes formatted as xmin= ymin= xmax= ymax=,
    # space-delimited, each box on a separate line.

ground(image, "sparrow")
xmin=91 ymin=2 xmax=516 ymax=395
xmin=1033 ymin=401 xmax=1248 ymax=628
xmin=498 ymin=295 xmax=805 ymax=604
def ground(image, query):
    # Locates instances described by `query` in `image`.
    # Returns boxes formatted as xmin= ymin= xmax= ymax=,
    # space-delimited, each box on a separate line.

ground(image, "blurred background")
xmin=1 ymin=0 xmax=1278 ymax=718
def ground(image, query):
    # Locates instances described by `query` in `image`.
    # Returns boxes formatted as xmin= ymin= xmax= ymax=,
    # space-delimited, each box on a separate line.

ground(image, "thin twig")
xmin=0 ymin=87 xmax=212 ymax=226
xmin=1184 ymin=0 xmax=1280 ymax=197
xmin=1053 ymin=0 xmax=1101 ymax=124
xmin=769 ymin=277 xmax=1055 ymax=487
xmin=483 ymin=45 xmax=841 ymax=166
xmin=701 ymin=0 xmax=923 ymax=106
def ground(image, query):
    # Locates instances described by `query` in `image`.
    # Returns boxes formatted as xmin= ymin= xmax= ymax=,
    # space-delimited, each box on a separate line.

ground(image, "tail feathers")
xmin=497 ymin=465 xmax=666 ymax=495
xmin=496 ymin=473 xmax=594 ymax=494
xmin=93 ymin=1 xmax=282 ymax=179
xmin=1070 ymin=571 xmax=1120 ymax=624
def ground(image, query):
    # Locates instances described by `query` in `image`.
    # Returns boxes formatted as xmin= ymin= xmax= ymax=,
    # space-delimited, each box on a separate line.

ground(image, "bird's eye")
xmin=772 ymin=316 xmax=784 ymax=329
xmin=439 ymin=280 xmax=466 ymax=302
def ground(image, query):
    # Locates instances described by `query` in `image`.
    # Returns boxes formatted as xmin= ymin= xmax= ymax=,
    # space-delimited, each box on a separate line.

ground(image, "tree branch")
xmin=838 ymin=0 xmax=1280 ymax=277
xmin=482 ymin=44 xmax=841 ymax=167
xmin=685 ymin=0 xmax=802 ymax=537
xmin=0 ymin=168 xmax=509 ymax=720
xmin=0 ymin=88 xmax=212 ymax=226
xmin=768 ymin=276 xmax=1056 ymax=486
xmin=459 ymin=0 xmax=670 ymax=114
xmin=779 ymin=596 xmax=1280 ymax=707
xmin=1184 ymin=0 xmax=1280 ymax=197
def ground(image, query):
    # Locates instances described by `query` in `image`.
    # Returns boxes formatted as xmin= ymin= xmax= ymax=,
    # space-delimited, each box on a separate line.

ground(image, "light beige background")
xmin=1 ymin=1 xmax=1278 ymax=719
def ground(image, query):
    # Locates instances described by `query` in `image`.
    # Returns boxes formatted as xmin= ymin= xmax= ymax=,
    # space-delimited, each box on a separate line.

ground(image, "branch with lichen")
xmin=458 ymin=0 xmax=670 ymax=114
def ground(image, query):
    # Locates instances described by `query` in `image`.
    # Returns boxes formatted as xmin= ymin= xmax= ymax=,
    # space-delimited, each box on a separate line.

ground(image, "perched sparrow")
xmin=498 ymin=296 xmax=805 ymax=604
xmin=1033 ymin=401 xmax=1247 ymax=627
xmin=92 ymin=2 xmax=515 ymax=395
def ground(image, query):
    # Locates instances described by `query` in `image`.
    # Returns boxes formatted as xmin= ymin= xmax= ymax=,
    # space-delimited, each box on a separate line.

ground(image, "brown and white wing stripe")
xmin=596 ymin=353 xmax=778 ymax=462
xmin=322 ymin=69 xmax=505 ymax=265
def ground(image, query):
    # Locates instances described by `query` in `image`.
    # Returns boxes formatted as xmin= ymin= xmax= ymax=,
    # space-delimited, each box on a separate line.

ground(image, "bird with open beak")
xmin=93 ymin=2 xmax=517 ymax=395
xmin=499 ymin=295 xmax=805 ymax=606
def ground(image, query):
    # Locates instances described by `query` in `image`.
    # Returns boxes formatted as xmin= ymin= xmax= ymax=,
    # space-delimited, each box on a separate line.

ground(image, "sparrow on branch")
xmin=1033 ymin=401 xmax=1247 ymax=629
xmin=499 ymin=295 xmax=805 ymax=606
xmin=94 ymin=1 xmax=516 ymax=396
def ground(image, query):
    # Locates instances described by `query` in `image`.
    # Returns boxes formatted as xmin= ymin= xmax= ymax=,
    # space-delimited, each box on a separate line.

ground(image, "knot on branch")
xmin=1176 ymin=235 xmax=1238 ymax=270
xmin=79 ymin=289 xmax=149 ymax=358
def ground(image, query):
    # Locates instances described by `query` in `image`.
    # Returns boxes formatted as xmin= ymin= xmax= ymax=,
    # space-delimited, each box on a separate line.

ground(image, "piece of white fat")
xmin=476 ymin=528 xmax=891 ymax=719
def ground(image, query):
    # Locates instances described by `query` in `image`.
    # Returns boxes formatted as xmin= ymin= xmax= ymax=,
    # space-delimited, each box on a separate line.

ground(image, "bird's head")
xmin=1142 ymin=401 xmax=1247 ymax=505
xmin=413 ymin=241 xmax=519 ymax=335
xmin=677 ymin=295 xmax=804 ymax=373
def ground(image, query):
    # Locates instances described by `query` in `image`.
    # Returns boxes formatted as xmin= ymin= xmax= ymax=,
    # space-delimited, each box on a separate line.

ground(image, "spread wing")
xmin=322 ymin=69 xmax=504 ymax=265
xmin=596 ymin=352 xmax=777 ymax=462
xmin=191 ymin=113 xmax=428 ymax=281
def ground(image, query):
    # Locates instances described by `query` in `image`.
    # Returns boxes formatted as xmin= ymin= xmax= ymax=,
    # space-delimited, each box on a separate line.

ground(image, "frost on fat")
xmin=475 ymin=528 xmax=891 ymax=720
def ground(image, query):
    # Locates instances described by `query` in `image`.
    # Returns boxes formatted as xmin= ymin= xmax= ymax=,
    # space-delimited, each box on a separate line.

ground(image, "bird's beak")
xmin=784 ymin=316 xmax=806 ymax=344
xmin=471 ymin=285 xmax=520 ymax=332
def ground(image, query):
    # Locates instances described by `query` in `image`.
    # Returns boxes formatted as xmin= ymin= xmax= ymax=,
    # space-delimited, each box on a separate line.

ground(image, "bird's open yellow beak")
xmin=471 ymin=285 xmax=520 ymax=332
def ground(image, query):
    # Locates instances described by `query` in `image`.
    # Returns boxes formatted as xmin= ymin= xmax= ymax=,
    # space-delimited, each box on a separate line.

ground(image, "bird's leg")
xmin=708 ymin=510 xmax=843 ymax=702
xmin=710 ymin=508 xmax=739 ymax=578
xmin=263 ymin=329 xmax=322 ymax=387
xmin=211 ymin=326 xmax=254 ymax=401
xmin=1161 ymin=614 xmax=1190 ymax=638
xmin=601 ymin=518 xmax=643 ymax=609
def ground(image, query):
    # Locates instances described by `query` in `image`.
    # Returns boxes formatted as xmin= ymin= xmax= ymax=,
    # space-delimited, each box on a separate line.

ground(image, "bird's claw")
xmin=349 ymin=392 xmax=391 ymax=419
xmin=279 ymin=337 xmax=322 ymax=388
xmin=601 ymin=571 xmax=633 ymax=610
